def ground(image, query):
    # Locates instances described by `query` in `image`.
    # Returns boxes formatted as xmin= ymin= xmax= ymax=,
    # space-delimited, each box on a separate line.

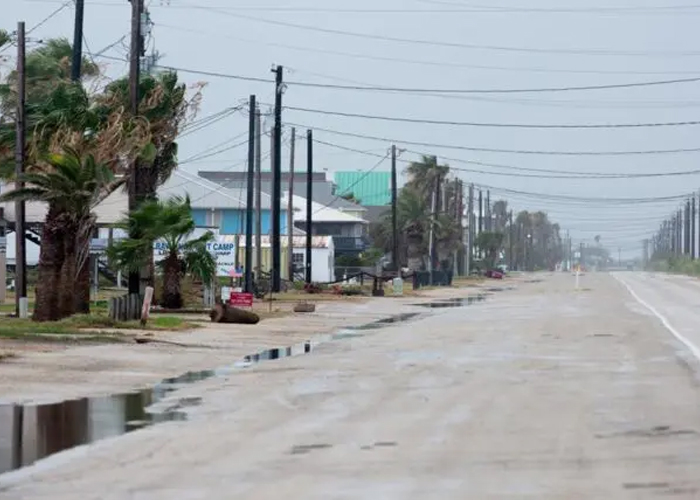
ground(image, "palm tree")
xmin=405 ymin=154 xmax=449 ymax=202
xmin=108 ymin=195 xmax=216 ymax=310
xmin=0 ymin=148 xmax=118 ymax=321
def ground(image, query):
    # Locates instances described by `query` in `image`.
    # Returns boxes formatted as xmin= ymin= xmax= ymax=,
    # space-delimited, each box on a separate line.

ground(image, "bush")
xmin=304 ymin=282 xmax=327 ymax=294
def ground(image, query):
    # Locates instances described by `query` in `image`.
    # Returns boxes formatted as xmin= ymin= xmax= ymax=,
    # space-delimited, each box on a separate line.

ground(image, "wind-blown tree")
xmin=510 ymin=210 xmax=564 ymax=271
xmin=0 ymin=38 xmax=202 ymax=319
xmin=405 ymin=154 xmax=449 ymax=203
xmin=476 ymin=231 xmax=505 ymax=270
xmin=108 ymin=195 xmax=216 ymax=310
xmin=0 ymin=148 xmax=118 ymax=320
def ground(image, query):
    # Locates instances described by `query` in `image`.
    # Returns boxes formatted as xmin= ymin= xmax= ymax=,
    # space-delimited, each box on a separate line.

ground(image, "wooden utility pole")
xmin=485 ymin=190 xmax=491 ymax=232
xmin=391 ymin=145 xmax=399 ymax=271
xmin=287 ymin=127 xmax=296 ymax=282
xmin=71 ymin=0 xmax=85 ymax=81
xmin=15 ymin=22 xmax=27 ymax=318
xmin=254 ymin=107 xmax=262 ymax=279
xmin=305 ymin=130 xmax=313 ymax=284
xmin=692 ymin=195 xmax=697 ymax=260
xmin=127 ymin=0 xmax=143 ymax=295
xmin=509 ymin=211 xmax=514 ymax=270
xmin=271 ymin=65 xmax=283 ymax=292
xmin=466 ymin=183 xmax=474 ymax=275
xmin=244 ymin=95 xmax=256 ymax=294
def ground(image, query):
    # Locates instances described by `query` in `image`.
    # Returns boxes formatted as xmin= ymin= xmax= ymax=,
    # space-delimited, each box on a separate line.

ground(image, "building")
xmin=159 ymin=171 xmax=290 ymax=235
xmin=222 ymin=234 xmax=335 ymax=283
xmin=333 ymin=171 xmax=391 ymax=207
xmin=198 ymin=170 xmax=368 ymax=220
xmin=198 ymin=170 xmax=370 ymax=256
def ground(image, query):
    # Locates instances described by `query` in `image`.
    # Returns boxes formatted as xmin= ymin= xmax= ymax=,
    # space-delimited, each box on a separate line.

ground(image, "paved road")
xmin=2 ymin=273 xmax=700 ymax=499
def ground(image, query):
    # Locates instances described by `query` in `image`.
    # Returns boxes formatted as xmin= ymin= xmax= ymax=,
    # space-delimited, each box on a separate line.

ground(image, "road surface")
xmin=2 ymin=272 xmax=700 ymax=499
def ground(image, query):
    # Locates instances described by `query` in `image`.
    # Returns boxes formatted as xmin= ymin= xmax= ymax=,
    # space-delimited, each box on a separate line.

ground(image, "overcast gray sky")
xmin=4 ymin=0 xmax=700 ymax=258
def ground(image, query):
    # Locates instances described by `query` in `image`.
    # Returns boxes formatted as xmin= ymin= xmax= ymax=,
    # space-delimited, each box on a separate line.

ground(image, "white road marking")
xmin=612 ymin=273 xmax=700 ymax=362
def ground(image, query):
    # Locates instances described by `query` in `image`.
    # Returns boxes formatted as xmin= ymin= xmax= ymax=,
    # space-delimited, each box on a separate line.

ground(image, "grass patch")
xmin=0 ymin=314 xmax=196 ymax=341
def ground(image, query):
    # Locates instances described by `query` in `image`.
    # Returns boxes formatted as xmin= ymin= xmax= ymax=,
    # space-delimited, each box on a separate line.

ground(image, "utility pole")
xmin=692 ymin=195 xmax=697 ymax=260
xmin=305 ymin=130 xmax=313 ymax=285
xmin=508 ymin=211 xmax=514 ymax=270
xmin=128 ymin=0 xmax=144 ymax=295
xmin=433 ymin=173 xmax=442 ymax=272
xmin=455 ymin=179 xmax=463 ymax=275
xmin=485 ymin=190 xmax=491 ymax=232
xmin=428 ymin=188 xmax=437 ymax=283
xmin=271 ymin=65 xmax=284 ymax=292
xmin=254 ymin=106 xmax=262 ymax=280
xmin=466 ymin=183 xmax=474 ymax=275
xmin=244 ymin=95 xmax=256 ymax=294
xmin=15 ymin=22 xmax=27 ymax=319
xmin=391 ymin=145 xmax=399 ymax=272
xmin=684 ymin=200 xmax=693 ymax=255
xmin=71 ymin=0 xmax=85 ymax=81
xmin=478 ymin=189 xmax=483 ymax=258
xmin=580 ymin=242 xmax=585 ymax=269
xmin=287 ymin=127 xmax=296 ymax=282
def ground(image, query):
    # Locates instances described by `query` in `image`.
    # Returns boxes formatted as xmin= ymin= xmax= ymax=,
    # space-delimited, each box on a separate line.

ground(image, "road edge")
xmin=611 ymin=272 xmax=700 ymax=362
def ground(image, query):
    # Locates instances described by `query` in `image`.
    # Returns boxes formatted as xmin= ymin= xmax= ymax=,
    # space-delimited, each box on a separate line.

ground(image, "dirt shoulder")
xmin=0 ymin=280 xmax=499 ymax=405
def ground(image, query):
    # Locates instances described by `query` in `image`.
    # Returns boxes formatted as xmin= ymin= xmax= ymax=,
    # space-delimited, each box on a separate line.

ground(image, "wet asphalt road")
xmin=2 ymin=272 xmax=700 ymax=499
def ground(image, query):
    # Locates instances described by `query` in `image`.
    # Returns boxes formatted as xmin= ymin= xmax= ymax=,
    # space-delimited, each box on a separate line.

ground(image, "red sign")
xmin=229 ymin=292 xmax=253 ymax=308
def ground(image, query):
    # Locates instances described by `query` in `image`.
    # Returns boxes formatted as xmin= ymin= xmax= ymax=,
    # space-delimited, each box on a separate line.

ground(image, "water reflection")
xmin=0 ymin=390 xmax=186 ymax=475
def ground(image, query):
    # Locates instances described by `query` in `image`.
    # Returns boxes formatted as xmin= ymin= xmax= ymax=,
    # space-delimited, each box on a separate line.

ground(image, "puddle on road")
xmin=0 ymin=309 xmax=434 ymax=476
xmin=413 ymin=296 xmax=486 ymax=309
xmin=0 ymin=389 xmax=189 ymax=475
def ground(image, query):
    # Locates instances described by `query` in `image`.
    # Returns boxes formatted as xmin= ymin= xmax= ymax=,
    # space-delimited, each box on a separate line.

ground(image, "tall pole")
xmin=271 ymin=65 xmax=284 ymax=292
xmin=287 ymin=127 xmax=296 ymax=282
xmin=692 ymin=195 xmax=697 ymax=260
xmin=244 ymin=95 xmax=256 ymax=294
xmin=485 ymin=190 xmax=491 ymax=232
xmin=127 ymin=0 xmax=143 ymax=295
xmin=71 ymin=0 xmax=85 ymax=81
xmin=685 ymin=200 xmax=692 ymax=256
xmin=428 ymin=188 xmax=436 ymax=283
xmin=254 ymin=107 xmax=262 ymax=280
xmin=509 ymin=211 xmax=514 ymax=270
xmin=466 ymin=184 xmax=474 ymax=275
xmin=391 ymin=145 xmax=399 ymax=272
xmin=478 ymin=189 xmax=483 ymax=258
xmin=15 ymin=22 xmax=27 ymax=319
xmin=305 ymin=130 xmax=313 ymax=284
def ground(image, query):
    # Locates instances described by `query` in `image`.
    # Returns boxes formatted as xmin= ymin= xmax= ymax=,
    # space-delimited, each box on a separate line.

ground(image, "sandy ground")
xmin=2 ymin=272 xmax=700 ymax=499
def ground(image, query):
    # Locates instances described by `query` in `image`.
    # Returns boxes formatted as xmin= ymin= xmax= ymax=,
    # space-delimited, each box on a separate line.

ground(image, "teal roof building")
xmin=334 ymin=171 xmax=391 ymax=206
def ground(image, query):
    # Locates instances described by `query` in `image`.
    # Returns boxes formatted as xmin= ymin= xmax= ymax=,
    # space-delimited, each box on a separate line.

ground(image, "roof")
xmin=363 ymin=205 xmax=391 ymax=224
xmin=198 ymin=173 xmax=365 ymax=213
xmin=159 ymin=170 xmax=276 ymax=210
xmin=334 ymin=171 xmax=391 ymax=206
xmin=284 ymin=192 xmax=368 ymax=224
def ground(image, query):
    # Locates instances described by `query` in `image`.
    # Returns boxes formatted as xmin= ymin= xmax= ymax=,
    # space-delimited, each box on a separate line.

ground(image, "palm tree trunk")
xmin=58 ymin=222 xmax=77 ymax=319
xmin=74 ymin=258 xmax=91 ymax=314
xmin=32 ymin=207 xmax=65 ymax=322
xmin=161 ymin=253 xmax=182 ymax=309
xmin=73 ymin=218 xmax=94 ymax=314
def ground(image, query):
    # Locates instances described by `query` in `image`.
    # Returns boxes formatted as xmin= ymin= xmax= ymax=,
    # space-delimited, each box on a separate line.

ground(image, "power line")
xmin=155 ymin=22 xmax=700 ymax=78
xmin=93 ymin=54 xmax=700 ymax=95
xmin=280 ymin=104 xmax=700 ymax=130
xmin=0 ymin=0 xmax=72 ymax=54
xmin=289 ymin=121 xmax=700 ymax=157
xmin=314 ymin=138 xmax=700 ymax=179
xmin=192 ymin=9 xmax=700 ymax=58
